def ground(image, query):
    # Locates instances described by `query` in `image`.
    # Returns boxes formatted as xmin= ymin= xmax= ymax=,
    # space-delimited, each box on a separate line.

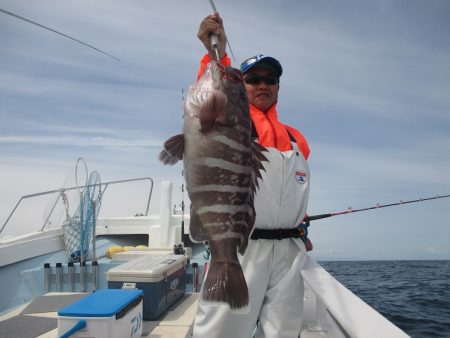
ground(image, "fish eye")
xmin=222 ymin=68 xmax=243 ymax=82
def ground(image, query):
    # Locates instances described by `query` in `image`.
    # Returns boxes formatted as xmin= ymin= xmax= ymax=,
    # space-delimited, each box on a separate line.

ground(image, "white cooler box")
xmin=58 ymin=289 xmax=143 ymax=338
xmin=107 ymin=253 xmax=187 ymax=320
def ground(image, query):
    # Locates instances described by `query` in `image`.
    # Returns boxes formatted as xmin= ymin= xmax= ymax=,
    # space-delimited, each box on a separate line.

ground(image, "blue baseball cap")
xmin=240 ymin=54 xmax=283 ymax=78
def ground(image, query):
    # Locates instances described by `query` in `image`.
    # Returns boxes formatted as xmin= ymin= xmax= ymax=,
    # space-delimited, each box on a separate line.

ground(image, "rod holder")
xmin=92 ymin=261 xmax=98 ymax=291
xmin=56 ymin=263 xmax=63 ymax=292
xmin=44 ymin=263 xmax=51 ymax=293
xmin=68 ymin=262 xmax=74 ymax=292
xmin=192 ymin=263 xmax=199 ymax=293
xmin=80 ymin=261 xmax=86 ymax=292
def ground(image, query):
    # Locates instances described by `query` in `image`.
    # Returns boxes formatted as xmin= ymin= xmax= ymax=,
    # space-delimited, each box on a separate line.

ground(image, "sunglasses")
xmin=243 ymin=75 xmax=279 ymax=86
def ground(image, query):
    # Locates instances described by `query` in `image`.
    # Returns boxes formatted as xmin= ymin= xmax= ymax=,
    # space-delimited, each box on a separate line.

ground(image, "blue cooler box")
xmin=58 ymin=289 xmax=143 ymax=338
xmin=107 ymin=253 xmax=187 ymax=320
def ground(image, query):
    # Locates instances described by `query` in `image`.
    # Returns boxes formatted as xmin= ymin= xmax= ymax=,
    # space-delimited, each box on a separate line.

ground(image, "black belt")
xmin=250 ymin=228 xmax=300 ymax=240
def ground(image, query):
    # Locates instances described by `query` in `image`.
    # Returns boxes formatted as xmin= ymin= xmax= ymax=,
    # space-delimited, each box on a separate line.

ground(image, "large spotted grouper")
xmin=159 ymin=60 xmax=267 ymax=309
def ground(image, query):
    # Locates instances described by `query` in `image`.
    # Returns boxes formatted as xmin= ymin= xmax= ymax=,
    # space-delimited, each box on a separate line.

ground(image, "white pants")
xmin=193 ymin=237 xmax=307 ymax=338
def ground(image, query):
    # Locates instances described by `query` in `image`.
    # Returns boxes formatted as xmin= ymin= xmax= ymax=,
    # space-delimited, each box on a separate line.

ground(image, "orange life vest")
xmin=250 ymin=104 xmax=310 ymax=159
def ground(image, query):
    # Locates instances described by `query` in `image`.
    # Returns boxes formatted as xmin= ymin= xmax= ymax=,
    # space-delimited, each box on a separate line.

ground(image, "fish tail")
xmin=202 ymin=261 xmax=249 ymax=309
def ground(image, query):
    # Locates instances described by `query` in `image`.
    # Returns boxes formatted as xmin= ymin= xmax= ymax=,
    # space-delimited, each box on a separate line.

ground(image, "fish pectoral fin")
xmin=189 ymin=207 xmax=208 ymax=242
xmin=159 ymin=134 xmax=184 ymax=165
xmin=198 ymin=90 xmax=227 ymax=132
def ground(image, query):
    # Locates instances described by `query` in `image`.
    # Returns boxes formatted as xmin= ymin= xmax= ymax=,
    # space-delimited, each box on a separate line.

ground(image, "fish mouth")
xmin=210 ymin=60 xmax=225 ymax=72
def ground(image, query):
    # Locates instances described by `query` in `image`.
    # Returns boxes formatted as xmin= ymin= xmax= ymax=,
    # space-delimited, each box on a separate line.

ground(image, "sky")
xmin=0 ymin=0 xmax=449 ymax=260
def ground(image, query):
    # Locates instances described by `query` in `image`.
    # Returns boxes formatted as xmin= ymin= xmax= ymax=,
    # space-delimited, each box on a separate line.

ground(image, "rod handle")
xmin=209 ymin=34 xmax=220 ymax=60
xmin=305 ymin=213 xmax=333 ymax=221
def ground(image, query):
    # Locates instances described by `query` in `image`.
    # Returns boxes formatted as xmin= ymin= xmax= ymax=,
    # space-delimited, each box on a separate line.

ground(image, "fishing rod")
xmin=305 ymin=194 xmax=450 ymax=222
xmin=0 ymin=7 xmax=119 ymax=61
xmin=207 ymin=0 xmax=236 ymax=62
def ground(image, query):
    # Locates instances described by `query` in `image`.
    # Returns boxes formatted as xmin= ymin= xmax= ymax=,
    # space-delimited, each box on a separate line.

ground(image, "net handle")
xmin=75 ymin=157 xmax=88 ymax=195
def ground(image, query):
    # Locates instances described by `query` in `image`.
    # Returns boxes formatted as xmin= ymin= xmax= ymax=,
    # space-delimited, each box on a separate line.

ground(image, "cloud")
xmin=1 ymin=0 xmax=449 ymax=258
xmin=310 ymin=140 xmax=450 ymax=189
xmin=0 ymin=134 xmax=162 ymax=148
xmin=424 ymin=246 xmax=448 ymax=255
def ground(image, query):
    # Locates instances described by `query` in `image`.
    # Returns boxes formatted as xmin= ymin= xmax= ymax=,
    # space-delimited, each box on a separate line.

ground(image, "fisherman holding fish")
xmin=191 ymin=13 xmax=312 ymax=338
xmin=160 ymin=10 xmax=311 ymax=338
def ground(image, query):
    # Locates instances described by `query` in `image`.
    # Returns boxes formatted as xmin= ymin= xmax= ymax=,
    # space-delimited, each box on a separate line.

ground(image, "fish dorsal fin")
xmin=250 ymin=141 xmax=268 ymax=196
xmin=159 ymin=134 xmax=184 ymax=165
xmin=235 ymin=141 xmax=268 ymax=255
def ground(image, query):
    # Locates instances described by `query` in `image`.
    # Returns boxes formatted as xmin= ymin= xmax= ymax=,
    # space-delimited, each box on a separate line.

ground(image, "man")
xmin=193 ymin=13 xmax=311 ymax=338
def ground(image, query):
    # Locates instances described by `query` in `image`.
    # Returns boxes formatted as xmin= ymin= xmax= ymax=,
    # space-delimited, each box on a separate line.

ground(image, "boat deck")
xmin=0 ymin=286 xmax=348 ymax=338
xmin=0 ymin=292 xmax=199 ymax=338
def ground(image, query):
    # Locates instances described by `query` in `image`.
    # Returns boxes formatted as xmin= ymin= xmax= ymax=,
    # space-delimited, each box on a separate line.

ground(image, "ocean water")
xmin=320 ymin=260 xmax=450 ymax=338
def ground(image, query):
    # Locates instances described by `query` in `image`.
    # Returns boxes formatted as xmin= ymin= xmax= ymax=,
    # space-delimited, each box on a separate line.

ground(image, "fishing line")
xmin=0 ymin=7 xmax=119 ymax=61
xmin=305 ymin=194 xmax=450 ymax=222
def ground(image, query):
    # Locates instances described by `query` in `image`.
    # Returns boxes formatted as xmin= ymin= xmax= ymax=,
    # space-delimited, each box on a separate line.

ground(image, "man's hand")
xmin=197 ymin=12 xmax=227 ymax=59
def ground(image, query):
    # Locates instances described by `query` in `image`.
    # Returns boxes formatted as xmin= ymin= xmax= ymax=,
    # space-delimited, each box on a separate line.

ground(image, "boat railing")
xmin=0 ymin=177 xmax=154 ymax=238
xmin=302 ymin=256 xmax=410 ymax=337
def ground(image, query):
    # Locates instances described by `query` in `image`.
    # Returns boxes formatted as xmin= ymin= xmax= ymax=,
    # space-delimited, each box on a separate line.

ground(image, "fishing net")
xmin=62 ymin=170 xmax=102 ymax=261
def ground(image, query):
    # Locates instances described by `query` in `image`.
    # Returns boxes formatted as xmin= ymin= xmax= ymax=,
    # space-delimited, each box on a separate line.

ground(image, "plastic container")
xmin=107 ymin=253 xmax=186 ymax=320
xmin=58 ymin=289 xmax=143 ymax=338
